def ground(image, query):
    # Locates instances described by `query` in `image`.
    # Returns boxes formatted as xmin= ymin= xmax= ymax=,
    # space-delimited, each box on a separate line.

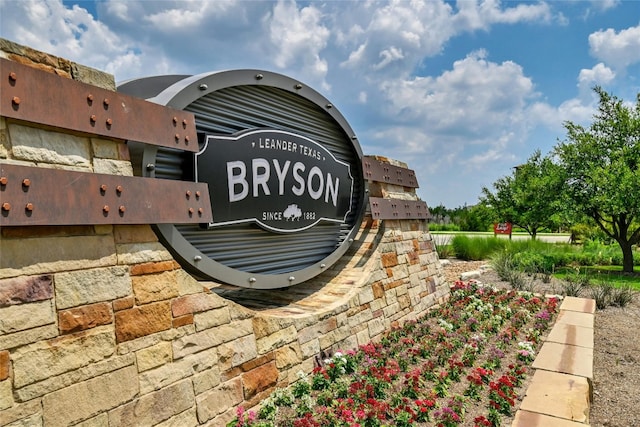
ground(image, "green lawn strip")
xmin=554 ymin=265 xmax=640 ymax=290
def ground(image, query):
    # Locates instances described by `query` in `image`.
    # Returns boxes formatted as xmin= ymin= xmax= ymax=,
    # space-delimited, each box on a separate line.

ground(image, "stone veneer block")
xmin=0 ymin=275 xmax=53 ymax=307
xmin=42 ymin=366 xmax=139 ymax=427
xmin=560 ymin=296 xmax=596 ymax=314
xmin=546 ymin=323 xmax=594 ymax=349
xmin=107 ymin=379 xmax=194 ymax=426
xmin=9 ymin=123 xmax=91 ymax=168
xmin=0 ymin=235 xmax=117 ymax=279
xmin=555 ymin=310 xmax=594 ymax=329
xmin=512 ymin=410 xmax=590 ymax=427
xmin=532 ymin=341 xmax=593 ymax=379
xmin=114 ymin=301 xmax=172 ymax=343
xmin=55 ymin=266 xmax=131 ymax=309
xmin=519 ymin=370 xmax=590 ymax=424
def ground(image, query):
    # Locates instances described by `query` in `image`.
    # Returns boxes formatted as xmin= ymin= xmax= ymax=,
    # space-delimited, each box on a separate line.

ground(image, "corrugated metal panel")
xmin=151 ymin=85 xmax=362 ymax=276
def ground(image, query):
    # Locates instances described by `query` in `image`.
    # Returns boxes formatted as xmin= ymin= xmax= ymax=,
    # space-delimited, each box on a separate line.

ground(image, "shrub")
xmin=589 ymin=282 xmax=614 ymax=309
xmin=610 ymin=286 xmax=635 ymax=308
xmin=452 ymin=236 xmax=507 ymax=261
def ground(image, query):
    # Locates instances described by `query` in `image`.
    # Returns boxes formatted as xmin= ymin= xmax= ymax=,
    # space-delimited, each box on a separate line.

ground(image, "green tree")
xmin=480 ymin=150 xmax=565 ymax=239
xmin=555 ymin=87 xmax=640 ymax=272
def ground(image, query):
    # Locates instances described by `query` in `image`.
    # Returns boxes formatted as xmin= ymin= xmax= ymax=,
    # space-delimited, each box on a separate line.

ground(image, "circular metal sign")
xmin=119 ymin=70 xmax=365 ymax=289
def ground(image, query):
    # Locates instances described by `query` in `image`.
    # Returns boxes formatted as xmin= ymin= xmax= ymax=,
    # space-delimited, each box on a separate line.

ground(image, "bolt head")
xmin=9 ymin=72 xmax=17 ymax=81
xmin=22 ymin=178 xmax=31 ymax=187
xmin=12 ymin=96 xmax=20 ymax=105
xmin=1 ymin=202 xmax=10 ymax=211
xmin=0 ymin=177 xmax=7 ymax=185
xmin=25 ymin=203 xmax=33 ymax=212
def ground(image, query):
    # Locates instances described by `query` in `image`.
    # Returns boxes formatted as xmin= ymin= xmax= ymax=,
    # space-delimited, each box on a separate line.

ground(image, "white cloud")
xmin=589 ymin=23 xmax=640 ymax=70
xmin=265 ymin=1 xmax=331 ymax=89
xmin=578 ymin=63 xmax=616 ymax=92
xmin=453 ymin=0 xmax=552 ymax=31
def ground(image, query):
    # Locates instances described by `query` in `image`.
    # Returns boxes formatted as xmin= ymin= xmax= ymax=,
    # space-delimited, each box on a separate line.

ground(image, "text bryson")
xmin=227 ymin=159 xmax=340 ymax=206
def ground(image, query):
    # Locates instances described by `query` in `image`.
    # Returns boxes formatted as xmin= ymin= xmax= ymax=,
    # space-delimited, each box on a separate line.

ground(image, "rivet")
xmin=186 ymin=190 xmax=192 ymax=198
xmin=352 ymin=135 xmax=358 ymax=140
xmin=1 ymin=202 xmax=10 ymax=211
xmin=116 ymin=185 xmax=123 ymax=194
xmin=90 ymin=115 xmax=97 ymax=123
xmin=175 ymin=134 xmax=180 ymax=141
xmin=12 ymin=96 xmax=20 ymax=105
xmin=294 ymin=83 xmax=303 ymax=90
xmin=119 ymin=205 xmax=126 ymax=213
xmin=195 ymin=191 xmax=201 ymax=199
xmin=0 ymin=177 xmax=7 ymax=185
xmin=255 ymin=73 xmax=264 ymax=80
xmin=106 ymin=118 xmax=113 ymax=126
xmin=9 ymin=72 xmax=17 ymax=81
xmin=100 ymin=184 xmax=107 ymax=192
xmin=188 ymin=207 xmax=194 ymax=214
xmin=103 ymin=205 xmax=110 ymax=213
xmin=173 ymin=116 xmax=178 ymax=124
xmin=198 ymin=208 xmax=204 ymax=215
xmin=326 ymin=103 xmax=333 ymax=109
xmin=249 ymin=277 xmax=256 ymax=283
xmin=25 ymin=203 xmax=33 ymax=212
xmin=87 ymin=94 xmax=94 ymax=102
xmin=146 ymin=163 xmax=155 ymax=171
xmin=288 ymin=276 xmax=295 ymax=281
xmin=182 ymin=119 xmax=188 ymax=127
xmin=103 ymin=98 xmax=110 ymax=107
xmin=320 ymin=263 xmax=326 ymax=268
xmin=199 ymin=84 xmax=208 ymax=91
xmin=22 ymin=178 xmax=30 ymax=187
xmin=194 ymin=255 xmax=203 ymax=261
xmin=185 ymin=136 xmax=190 ymax=143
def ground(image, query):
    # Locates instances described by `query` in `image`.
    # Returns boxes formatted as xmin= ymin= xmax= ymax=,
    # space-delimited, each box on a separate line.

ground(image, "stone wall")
xmin=0 ymin=39 xmax=448 ymax=426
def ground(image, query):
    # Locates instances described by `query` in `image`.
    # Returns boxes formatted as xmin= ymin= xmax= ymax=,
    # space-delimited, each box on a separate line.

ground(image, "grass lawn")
xmin=554 ymin=265 xmax=640 ymax=291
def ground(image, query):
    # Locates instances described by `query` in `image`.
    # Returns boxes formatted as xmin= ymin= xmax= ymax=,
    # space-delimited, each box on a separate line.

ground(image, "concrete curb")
xmin=513 ymin=296 xmax=595 ymax=426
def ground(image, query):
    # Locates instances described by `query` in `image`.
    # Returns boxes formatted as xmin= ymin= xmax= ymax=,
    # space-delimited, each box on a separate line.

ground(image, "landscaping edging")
xmin=512 ymin=296 xmax=595 ymax=426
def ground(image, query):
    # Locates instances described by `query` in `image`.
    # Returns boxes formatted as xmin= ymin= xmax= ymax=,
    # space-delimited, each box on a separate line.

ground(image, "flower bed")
xmin=229 ymin=281 xmax=559 ymax=427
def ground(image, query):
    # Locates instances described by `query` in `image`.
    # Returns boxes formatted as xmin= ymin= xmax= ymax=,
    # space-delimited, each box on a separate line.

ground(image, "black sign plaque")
xmin=196 ymin=129 xmax=354 ymax=233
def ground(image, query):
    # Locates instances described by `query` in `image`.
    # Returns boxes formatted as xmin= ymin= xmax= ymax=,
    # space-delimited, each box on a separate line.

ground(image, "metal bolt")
xmin=175 ymin=133 xmax=180 ymax=141
xmin=186 ymin=190 xmax=192 ymax=198
xmin=106 ymin=118 xmax=113 ymax=126
xmin=146 ymin=163 xmax=155 ymax=171
xmin=198 ymin=208 xmax=204 ymax=215
xmin=320 ymin=263 xmax=326 ymax=268
xmin=103 ymin=98 xmax=110 ymax=107
xmin=195 ymin=191 xmax=201 ymax=199
xmin=199 ymin=84 xmax=208 ymax=91
xmin=188 ymin=207 xmax=195 ymax=214
xmin=294 ymin=83 xmax=303 ymax=90
xmin=87 ymin=94 xmax=94 ymax=102
xmin=185 ymin=136 xmax=190 ymax=143
xmin=119 ymin=205 xmax=126 ymax=213
xmin=255 ymin=73 xmax=264 ymax=80
xmin=22 ymin=178 xmax=30 ymax=187
xmin=9 ymin=72 xmax=17 ymax=81
xmin=326 ymin=103 xmax=333 ymax=109
xmin=2 ymin=202 xmax=10 ymax=211
xmin=288 ymin=276 xmax=295 ymax=281
xmin=12 ymin=96 xmax=20 ymax=105
xmin=25 ymin=203 xmax=33 ymax=212
xmin=0 ymin=177 xmax=7 ymax=185
xmin=182 ymin=119 xmax=187 ymax=127
xmin=100 ymin=184 xmax=107 ymax=192
xmin=116 ymin=185 xmax=123 ymax=194
xmin=90 ymin=115 xmax=97 ymax=123
xmin=103 ymin=205 xmax=110 ymax=213
xmin=249 ymin=277 xmax=256 ymax=283
xmin=194 ymin=255 xmax=203 ymax=261
xmin=173 ymin=116 xmax=178 ymax=124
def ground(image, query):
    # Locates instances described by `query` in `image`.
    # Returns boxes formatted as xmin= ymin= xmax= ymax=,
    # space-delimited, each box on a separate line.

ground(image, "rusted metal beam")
xmin=0 ymin=58 xmax=198 ymax=152
xmin=369 ymin=197 xmax=429 ymax=220
xmin=0 ymin=164 xmax=212 ymax=226
xmin=362 ymin=156 xmax=419 ymax=188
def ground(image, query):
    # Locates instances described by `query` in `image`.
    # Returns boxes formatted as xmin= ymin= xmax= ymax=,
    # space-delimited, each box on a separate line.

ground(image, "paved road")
xmin=431 ymin=233 xmax=572 ymax=246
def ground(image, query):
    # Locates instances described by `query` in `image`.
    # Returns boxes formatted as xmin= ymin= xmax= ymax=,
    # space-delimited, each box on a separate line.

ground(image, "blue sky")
xmin=1 ymin=0 xmax=639 ymax=208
